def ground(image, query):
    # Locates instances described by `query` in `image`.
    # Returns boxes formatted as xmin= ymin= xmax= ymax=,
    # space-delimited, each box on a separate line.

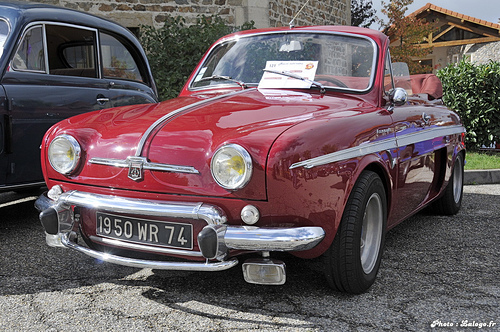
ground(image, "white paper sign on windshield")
xmin=258 ymin=61 xmax=318 ymax=89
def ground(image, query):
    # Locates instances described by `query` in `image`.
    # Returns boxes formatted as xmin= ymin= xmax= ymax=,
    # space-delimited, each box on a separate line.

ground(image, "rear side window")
xmin=12 ymin=25 xmax=45 ymax=72
xmin=100 ymin=32 xmax=143 ymax=82
xmin=46 ymin=24 xmax=97 ymax=78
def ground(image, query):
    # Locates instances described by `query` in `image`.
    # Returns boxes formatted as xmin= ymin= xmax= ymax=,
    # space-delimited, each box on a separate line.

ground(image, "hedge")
xmin=140 ymin=16 xmax=254 ymax=101
xmin=437 ymin=60 xmax=500 ymax=150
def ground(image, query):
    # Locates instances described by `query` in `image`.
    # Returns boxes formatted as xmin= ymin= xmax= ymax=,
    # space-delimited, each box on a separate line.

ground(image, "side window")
xmin=385 ymin=51 xmax=413 ymax=95
xmin=0 ymin=19 xmax=10 ymax=58
xmin=384 ymin=51 xmax=394 ymax=94
xmin=392 ymin=63 xmax=412 ymax=95
xmin=46 ymin=24 xmax=97 ymax=78
xmin=12 ymin=25 xmax=46 ymax=72
xmin=100 ymin=32 xmax=143 ymax=82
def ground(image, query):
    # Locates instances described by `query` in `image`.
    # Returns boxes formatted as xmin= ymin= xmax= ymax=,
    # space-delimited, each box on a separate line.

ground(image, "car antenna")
xmin=289 ymin=0 xmax=311 ymax=29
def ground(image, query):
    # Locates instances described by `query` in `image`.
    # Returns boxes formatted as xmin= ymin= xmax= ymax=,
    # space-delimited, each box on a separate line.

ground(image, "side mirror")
xmin=389 ymin=87 xmax=408 ymax=106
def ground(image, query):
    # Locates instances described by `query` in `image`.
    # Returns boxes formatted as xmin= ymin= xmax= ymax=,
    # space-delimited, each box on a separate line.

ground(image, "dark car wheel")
xmin=324 ymin=170 xmax=387 ymax=294
xmin=430 ymin=153 xmax=464 ymax=215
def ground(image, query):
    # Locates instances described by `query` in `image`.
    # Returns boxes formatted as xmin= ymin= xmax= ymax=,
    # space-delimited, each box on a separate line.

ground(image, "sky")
xmin=370 ymin=0 xmax=499 ymax=29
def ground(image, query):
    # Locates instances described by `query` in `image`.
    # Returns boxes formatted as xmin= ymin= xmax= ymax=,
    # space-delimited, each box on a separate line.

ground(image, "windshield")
xmin=0 ymin=19 xmax=9 ymax=59
xmin=190 ymin=32 xmax=376 ymax=92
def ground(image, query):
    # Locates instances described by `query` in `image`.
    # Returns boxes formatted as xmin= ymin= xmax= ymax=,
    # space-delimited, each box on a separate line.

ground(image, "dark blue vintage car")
xmin=0 ymin=2 xmax=157 ymax=191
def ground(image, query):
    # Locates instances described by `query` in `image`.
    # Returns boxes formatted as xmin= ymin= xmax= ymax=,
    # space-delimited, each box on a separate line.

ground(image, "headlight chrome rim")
xmin=211 ymin=144 xmax=253 ymax=190
xmin=48 ymin=134 xmax=81 ymax=175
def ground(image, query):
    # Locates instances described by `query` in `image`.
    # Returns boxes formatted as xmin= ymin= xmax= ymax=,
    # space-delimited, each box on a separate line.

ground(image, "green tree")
xmin=438 ymin=60 xmax=500 ymax=150
xmin=382 ymin=0 xmax=435 ymax=74
xmin=351 ymin=0 xmax=377 ymax=28
xmin=141 ymin=16 xmax=254 ymax=101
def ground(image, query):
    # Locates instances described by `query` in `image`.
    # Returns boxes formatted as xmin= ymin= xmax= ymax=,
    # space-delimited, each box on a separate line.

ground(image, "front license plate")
xmin=96 ymin=212 xmax=193 ymax=250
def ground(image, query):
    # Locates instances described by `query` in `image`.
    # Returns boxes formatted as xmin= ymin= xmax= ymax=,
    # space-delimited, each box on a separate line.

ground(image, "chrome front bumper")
xmin=35 ymin=188 xmax=325 ymax=272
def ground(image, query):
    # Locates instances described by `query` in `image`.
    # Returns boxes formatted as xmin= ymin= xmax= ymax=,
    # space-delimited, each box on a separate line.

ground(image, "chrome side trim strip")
xmin=395 ymin=125 xmax=465 ymax=147
xmin=89 ymin=156 xmax=200 ymax=174
xmin=58 ymin=191 xmax=227 ymax=225
xmin=135 ymin=89 xmax=249 ymax=157
xmin=61 ymin=233 xmax=238 ymax=271
xmin=290 ymin=125 xmax=465 ymax=169
xmin=290 ymin=138 xmax=398 ymax=169
xmin=89 ymin=236 xmax=203 ymax=257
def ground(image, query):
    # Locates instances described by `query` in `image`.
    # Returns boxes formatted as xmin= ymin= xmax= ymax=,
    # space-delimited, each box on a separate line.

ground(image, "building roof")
xmin=411 ymin=3 xmax=500 ymax=31
xmin=385 ymin=2 xmax=500 ymax=48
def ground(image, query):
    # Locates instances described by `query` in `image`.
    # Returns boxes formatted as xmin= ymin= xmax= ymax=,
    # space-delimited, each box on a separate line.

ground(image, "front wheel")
xmin=324 ymin=171 xmax=387 ymax=294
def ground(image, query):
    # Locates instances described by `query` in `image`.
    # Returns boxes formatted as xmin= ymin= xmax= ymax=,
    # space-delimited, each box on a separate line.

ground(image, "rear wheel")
xmin=430 ymin=153 xmax=464 ymax=215
xmin=324 ymin=171 xmax=387 ymax=294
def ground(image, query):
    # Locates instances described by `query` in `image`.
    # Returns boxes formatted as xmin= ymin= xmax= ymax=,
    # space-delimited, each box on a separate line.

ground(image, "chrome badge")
xmin=127 ymin=157 xmax=145 ymax=181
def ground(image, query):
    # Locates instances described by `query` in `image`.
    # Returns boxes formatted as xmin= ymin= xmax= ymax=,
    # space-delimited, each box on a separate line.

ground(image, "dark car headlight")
xmin=48 ymin=134 xmax=81 ymax=175
xmin=211 ymin=144 xmax=252 ymax=190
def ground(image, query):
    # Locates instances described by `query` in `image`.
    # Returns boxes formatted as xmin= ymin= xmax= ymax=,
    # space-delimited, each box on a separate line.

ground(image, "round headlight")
xmin=211 ymin=144 xmax=252 ymax=190
xmin=48 ymin=134 xmax=81 ymax=175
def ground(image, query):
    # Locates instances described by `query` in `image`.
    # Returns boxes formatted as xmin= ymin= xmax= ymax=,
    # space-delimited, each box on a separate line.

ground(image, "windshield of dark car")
xmin=0 ymin=19 xmax=9 ymax=59
xmin=190 ymin=32 xmax=376 ymax=92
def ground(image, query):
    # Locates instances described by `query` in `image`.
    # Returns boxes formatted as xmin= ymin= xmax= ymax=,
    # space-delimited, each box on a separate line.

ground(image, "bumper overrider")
xmin=35 ymin=186 xmax=325 ymax=285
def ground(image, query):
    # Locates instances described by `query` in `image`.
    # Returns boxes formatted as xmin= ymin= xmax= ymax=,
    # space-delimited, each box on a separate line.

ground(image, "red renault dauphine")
xmin=36 ymin=25 xmax=465 ymax=294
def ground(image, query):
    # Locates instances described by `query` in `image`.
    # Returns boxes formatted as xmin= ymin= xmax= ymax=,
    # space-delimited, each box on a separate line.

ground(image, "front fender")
xmin=265 ymin=110 xmax=395 ymax=258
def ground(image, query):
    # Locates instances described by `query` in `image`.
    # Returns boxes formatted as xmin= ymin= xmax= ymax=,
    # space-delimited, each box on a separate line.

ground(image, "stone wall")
xmin=447 ymin=41 xmax=500 ymax=65
xmin=269 ymin=0 xmax=350 ymax=27
xmin=469 ymin=41 xmax=500 ymax=64
xmin=30 ymin=0 xmax=351 ymax=29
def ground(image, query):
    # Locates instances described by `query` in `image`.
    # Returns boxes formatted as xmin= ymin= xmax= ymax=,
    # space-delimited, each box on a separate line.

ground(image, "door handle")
xmin=422 ymin=112 xmax=431 ymax=125
xmin=97 ymin=95 xmax=110 ymax=105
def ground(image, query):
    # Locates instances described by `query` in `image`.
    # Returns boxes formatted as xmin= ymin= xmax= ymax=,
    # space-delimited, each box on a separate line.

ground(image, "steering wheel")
xmin=315 ymin=75 xmax=348 ymax=88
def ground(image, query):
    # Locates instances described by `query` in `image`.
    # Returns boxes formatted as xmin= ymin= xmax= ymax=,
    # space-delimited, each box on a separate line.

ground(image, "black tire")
xmin=324 ymin=171 xmax=387 ymax=294
xmin=430 ymin=153 xmax=464 ymax=215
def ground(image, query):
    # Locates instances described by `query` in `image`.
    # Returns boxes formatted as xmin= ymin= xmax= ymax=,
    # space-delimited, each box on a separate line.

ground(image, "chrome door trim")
xmin=290 ymin=125 xmax=465 ymax=169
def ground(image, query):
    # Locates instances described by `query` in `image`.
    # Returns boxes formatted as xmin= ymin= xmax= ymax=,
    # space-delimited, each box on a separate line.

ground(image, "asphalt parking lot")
xmin=0 ymin=185 xmax=498 ymax=331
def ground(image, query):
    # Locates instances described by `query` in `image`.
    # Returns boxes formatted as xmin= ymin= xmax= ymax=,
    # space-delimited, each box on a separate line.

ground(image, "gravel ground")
xmin=0 ymin=185 xmax=498 ymax=331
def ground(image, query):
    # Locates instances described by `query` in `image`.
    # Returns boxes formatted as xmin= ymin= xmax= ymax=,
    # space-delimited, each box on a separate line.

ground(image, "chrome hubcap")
xmin=360 ymin=193 xmax=383 ymax=274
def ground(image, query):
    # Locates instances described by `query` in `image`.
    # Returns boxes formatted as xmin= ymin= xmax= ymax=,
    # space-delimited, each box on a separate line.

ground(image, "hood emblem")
xmin=127 ymin=157 xmax=145 ymax=181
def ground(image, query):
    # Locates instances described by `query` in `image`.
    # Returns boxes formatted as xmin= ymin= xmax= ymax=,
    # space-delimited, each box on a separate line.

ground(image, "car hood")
xmin=48 ymin=89 xmax=369 ymax=199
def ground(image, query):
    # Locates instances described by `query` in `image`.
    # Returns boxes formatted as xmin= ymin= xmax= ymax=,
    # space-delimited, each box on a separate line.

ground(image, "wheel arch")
xmin=358 ymin=159 xmax=393 ymax=223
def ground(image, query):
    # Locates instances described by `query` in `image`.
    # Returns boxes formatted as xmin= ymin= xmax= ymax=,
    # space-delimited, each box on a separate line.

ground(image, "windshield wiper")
xmin=197 ymin=75 xmax=247 ymax=89
xmin=263 ymin=69 xmax=326 ymax=94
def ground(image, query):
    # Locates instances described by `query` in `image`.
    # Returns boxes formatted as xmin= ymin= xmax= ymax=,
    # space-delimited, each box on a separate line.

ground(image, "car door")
xmin=99 ymin=31 xmax=158 ymax=107
xmin=385 ymin=56 xmax=439 ymax=222
xmin=1 ymin=23 xmax=112 ymax=186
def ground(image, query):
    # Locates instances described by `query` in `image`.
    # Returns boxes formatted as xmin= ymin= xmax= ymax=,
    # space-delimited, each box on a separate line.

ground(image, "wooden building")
xmin=392 ymin=3 xmax=500 ymax=73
